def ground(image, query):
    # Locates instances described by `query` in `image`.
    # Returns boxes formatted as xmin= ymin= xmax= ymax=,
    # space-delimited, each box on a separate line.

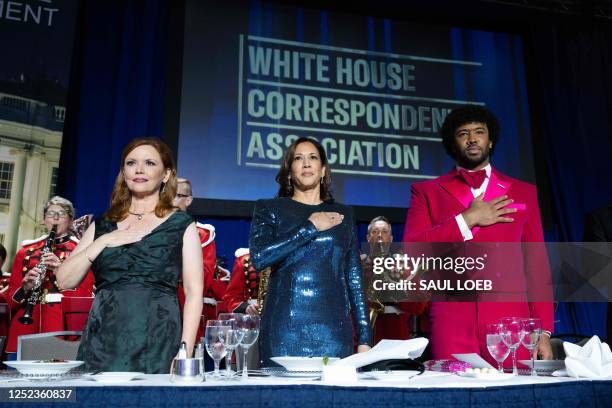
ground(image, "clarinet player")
xmin=4 ymin=197 xmax=95 ymax=360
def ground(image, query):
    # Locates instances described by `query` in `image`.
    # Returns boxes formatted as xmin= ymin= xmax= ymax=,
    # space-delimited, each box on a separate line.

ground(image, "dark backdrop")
xmin=58 ymin=0 xmax=612 ymax=338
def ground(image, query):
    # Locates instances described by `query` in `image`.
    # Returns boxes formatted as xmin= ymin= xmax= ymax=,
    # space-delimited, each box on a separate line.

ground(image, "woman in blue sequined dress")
xmin=250 ymin=137 xmax=372 ymax=366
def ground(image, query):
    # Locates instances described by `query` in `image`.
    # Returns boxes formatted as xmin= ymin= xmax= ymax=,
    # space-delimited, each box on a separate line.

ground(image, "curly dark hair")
xmin=440 ymin=105 xmax=499 ymax=160
xmin=276 ymin=137 xmax=333 ymax=202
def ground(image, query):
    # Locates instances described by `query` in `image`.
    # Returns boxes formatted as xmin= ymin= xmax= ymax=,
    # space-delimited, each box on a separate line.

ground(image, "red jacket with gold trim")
xmin=6 ymin=234 xmax=95 ymax=353
xmin=221 ymin=249 xmax=257 ymax=314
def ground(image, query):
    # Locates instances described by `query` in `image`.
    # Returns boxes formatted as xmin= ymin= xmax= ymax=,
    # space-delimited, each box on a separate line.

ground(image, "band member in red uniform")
xmin=361 ymin=216 xmax=427 ymax=343
xmin=173 ymin=178 xmax=217 ymax=335
xmin=221 ymin=248 xmax=260 ymax=315
xmin=5 ymin=197 xmax=95 ymax=356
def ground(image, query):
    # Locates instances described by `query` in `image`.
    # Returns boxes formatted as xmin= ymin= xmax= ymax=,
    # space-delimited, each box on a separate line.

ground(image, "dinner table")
xmin=0 ymin=368 xmax=610 ymax=407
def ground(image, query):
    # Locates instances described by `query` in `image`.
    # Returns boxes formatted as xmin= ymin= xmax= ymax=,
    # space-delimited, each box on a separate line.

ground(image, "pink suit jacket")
xmin=403 ymin=167 xmax=554 ymax=365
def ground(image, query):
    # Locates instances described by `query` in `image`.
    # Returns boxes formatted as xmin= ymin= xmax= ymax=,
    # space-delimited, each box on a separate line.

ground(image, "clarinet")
xmin=18 ymin=225 xmax=57 ymax=325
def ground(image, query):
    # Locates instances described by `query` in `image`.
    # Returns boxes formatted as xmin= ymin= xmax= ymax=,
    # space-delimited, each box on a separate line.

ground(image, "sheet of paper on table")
xmin=451 ymin=353 xmax=495 ymax=369
xmin=333 ymin=338 xmax=428 ymax=368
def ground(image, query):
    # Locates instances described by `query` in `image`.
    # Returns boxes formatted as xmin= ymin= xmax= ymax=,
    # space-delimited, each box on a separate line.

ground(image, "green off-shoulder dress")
xmin=77 ymin=211 xmax=192 ymax=374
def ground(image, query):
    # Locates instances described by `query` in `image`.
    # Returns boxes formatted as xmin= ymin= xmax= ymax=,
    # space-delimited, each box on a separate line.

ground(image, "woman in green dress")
xmin=57 ymin=138 xmax=203 ymax=373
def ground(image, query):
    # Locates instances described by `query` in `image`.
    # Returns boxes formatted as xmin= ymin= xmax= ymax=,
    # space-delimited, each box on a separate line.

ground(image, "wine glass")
xmin=521 ymin=318 xmax=542 ymax=376
xmin=204 ymin=321 xmax=229 ymax=379
xmin=499 ymin=317 xmax=524 ymax=375
xmin=217 ymin=313 xmax=245 ymax=377
xmin=486 ymin=323 xmax=510 ymax=373
xmin=238 ymin=314 xmax=260 ymax=379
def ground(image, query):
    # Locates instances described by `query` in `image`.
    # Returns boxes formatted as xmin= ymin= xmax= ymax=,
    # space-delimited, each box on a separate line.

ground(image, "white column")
xmin=21 ymin=151 xmax=46 ymax=240
xmin=5 ymin=148 xmax=28 ymax=269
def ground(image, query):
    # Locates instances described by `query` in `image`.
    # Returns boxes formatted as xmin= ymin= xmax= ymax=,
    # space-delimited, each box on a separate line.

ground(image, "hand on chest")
xmin=436 ymin=183 xmax=529 ymax=237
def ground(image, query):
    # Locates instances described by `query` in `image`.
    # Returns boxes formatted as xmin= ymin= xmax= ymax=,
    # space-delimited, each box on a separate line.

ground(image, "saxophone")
xmin=256 ymin=267 xmax=271 ymax=315
xmin=367 ymin=240 xmax=386 ymax=329
xmin=19 ymin=225 xmax=57 ymax=325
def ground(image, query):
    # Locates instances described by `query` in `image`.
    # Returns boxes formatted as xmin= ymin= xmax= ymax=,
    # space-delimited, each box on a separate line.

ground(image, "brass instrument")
xmin=19 ymin=225 xmax=57 ymax=325
xmin=367 ymin=240 xmax=386 ymax=330
xmin=256 ymin=267 xmax=271 ymax=315
xmin=368 ymin=297 xmax=385 ymax=329
xmin=70 ymin=214 xmax=93 ymax=239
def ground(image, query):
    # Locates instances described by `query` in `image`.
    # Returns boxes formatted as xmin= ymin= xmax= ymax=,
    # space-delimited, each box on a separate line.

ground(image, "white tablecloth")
xmin=0 ymin=371 xmax=607 ymax=389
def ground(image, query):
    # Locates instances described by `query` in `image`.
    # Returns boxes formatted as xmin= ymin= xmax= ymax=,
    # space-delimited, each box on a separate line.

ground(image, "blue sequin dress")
xmin=249 ymin=198 xmax=372 ymax=366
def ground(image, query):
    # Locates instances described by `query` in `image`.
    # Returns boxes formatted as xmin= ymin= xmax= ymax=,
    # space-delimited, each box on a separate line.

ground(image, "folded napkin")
xmin=563 ymin=335 xmax=612 ymax=378
xmin=333 ymin=338 xmax=428 ymax=369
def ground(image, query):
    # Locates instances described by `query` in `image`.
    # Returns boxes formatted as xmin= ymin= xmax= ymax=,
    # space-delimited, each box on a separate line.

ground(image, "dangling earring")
xmin=160 ymin=182 xmax=166 ymax=194
xmin=320 ymin=176 xmax=323 ymax=185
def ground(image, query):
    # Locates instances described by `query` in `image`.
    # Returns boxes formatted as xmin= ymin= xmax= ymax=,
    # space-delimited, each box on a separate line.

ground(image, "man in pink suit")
xmin=403 ymin=105 xmax=553 ymax=365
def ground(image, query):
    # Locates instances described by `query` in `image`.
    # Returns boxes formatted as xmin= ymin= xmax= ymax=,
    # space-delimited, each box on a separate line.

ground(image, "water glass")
xmin=204 ymin=321 xmax=229 ymax=379
xmin=499 ymin=317 xmax=524 ymax=375
xmin=217 ymin=313 xmax=245 ymax=376
xmin=238 ymin=314 xmax=260 ymax=379
xmin=521 ymin=318 xmax=542 ymax=376
xmin=486 ymin=323 xmax=510 ymax=373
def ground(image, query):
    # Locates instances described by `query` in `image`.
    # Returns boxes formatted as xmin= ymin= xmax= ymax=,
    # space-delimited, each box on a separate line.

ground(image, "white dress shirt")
xmin=454 ymin=164 xmax=492 ymax=241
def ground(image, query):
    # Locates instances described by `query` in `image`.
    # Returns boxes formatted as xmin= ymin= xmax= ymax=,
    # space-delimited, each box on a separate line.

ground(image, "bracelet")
xmin=85 ymin=247 xmax=95 ymax=263
xmin=542 ymin=330 xmax=552 ymax=337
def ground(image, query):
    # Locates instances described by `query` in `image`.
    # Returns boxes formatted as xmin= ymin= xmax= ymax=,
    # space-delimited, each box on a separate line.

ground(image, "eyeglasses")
xmin=176 ymin=193 xmax=191 ymax=198
xmin=45 ymin=210 xmax=68 ymax=219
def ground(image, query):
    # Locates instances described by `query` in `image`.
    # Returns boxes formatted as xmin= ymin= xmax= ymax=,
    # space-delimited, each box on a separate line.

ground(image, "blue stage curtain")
xmin=528 ymin=22 xmax=612 ymax=338
xmin=58 ymin=0 xmax=169 ymax=218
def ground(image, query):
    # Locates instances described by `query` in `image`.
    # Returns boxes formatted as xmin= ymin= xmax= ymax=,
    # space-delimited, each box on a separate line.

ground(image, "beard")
xmin=456 ymin=145 xmax=491 ymax=169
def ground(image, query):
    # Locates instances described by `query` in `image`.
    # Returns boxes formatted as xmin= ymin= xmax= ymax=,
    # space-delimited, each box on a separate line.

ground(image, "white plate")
xmin=270 ymin=356 xmax=340 ymax=372
xmin=262 ymin=369 xmax=322 ymax=378
xmin=3 ymin=360 xmax=83 ymax=377
xmin=518 ymin=360 xmax=565 ymax=371
xmin=457 ymin=371 xmax=514 ymax=381
xmin=361 ymin=370 xmax=421 ymax=381
xmin=82 ymin=372 xmax=144 ymax=383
